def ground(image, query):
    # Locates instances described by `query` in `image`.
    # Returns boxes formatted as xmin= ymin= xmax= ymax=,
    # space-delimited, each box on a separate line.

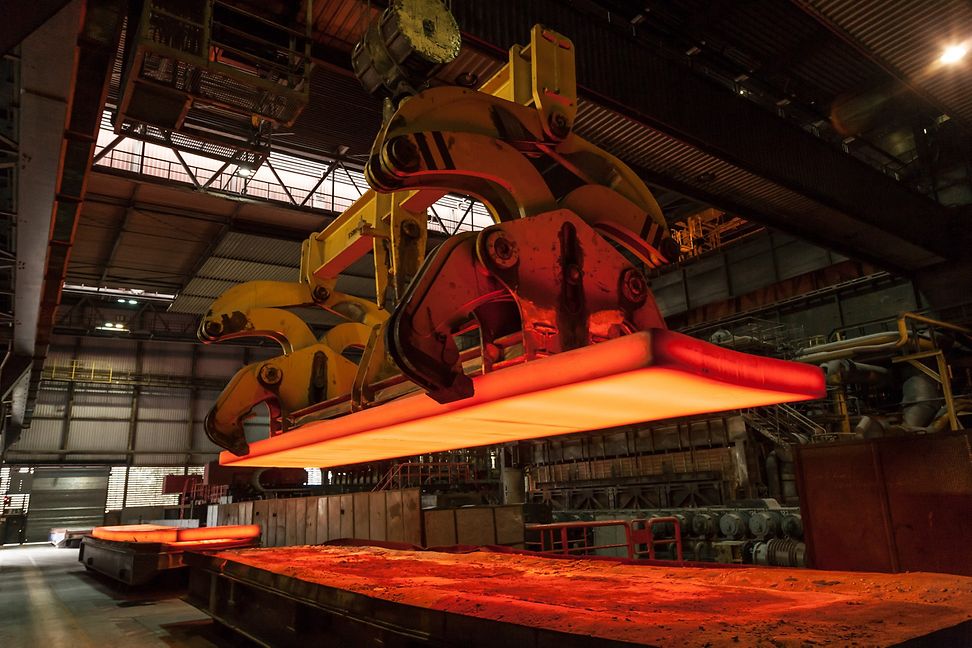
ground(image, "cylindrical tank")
xmin=748 ymin=511 xmax=782 ymax=539
xmin=751 ymin=538 xmax=806 ymax=568
xmin=692 ymin=512 xmax=719 ymax=538
xmin=719 ymin=511 xmax=751 ymax=540
xmin=781 ymin=513 xmax=804 ymax=539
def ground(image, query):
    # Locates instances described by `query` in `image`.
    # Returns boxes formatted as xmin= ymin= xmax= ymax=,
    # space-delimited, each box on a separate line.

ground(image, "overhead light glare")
xmin=117 ymin=298 xmax=126 ymax=303
xmin=128 ymin=299 xmax=138 ymax=304
xmin=940 ymin=44 xmax=968 ymax=64
xmin=237 ymin=165 xmax=254 ymax=177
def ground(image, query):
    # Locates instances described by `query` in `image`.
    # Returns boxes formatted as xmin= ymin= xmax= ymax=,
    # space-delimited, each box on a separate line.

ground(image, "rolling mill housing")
xmin=1 ymin=1 xmax=972 ymax=647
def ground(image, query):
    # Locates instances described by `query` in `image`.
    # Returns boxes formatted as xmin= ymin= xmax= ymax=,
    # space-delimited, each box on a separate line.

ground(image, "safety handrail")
xmin=525 ymin=517 xmax=683 ymax=561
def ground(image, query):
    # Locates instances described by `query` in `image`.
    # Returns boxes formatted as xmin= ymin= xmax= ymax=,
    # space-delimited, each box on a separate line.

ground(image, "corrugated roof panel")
xmin=169 ymin=295 xmax=214 ymax=315
xmin=215 ymin=232 xmax=302 ymax=265
xmin=196 ymin=257 xmax=299 ymax=283
xmin=804 ymin=0 xmax=972 ymax=128
xmin=181 ymin=277 xmax=237 ymax=299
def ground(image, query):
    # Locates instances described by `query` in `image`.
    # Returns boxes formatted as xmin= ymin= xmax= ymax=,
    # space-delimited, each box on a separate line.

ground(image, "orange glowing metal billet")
xmin=92 ymin=524 xmax=260 ymax=544
xmin=220 ymin=330 xmax=826 ymax=468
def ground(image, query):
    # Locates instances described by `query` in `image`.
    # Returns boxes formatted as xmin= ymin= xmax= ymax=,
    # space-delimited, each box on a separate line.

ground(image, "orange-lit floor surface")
xmin=222 ymin=329 xmax=825 ymax=468
xmin=202 ymin=544 xmax=972 ymax=647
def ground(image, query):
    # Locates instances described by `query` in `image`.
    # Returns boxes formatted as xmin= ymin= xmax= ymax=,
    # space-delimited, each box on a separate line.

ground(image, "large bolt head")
xmin=548 ymin=112 xmax=571 ymax=139
xmin=312 ymin=286 xmax=330 ymax=303
xmin=387 ymin=136 xmax=421 ymax=171
xmin=258 ymin=364 xmax=283 ymax=386
xmin=202 ymin=320 xmax=223 ymax=338
xmin=484 ymin=231 xmax=519 ymax=269
xmin=620 ymin=268 xmax=648 ymax=305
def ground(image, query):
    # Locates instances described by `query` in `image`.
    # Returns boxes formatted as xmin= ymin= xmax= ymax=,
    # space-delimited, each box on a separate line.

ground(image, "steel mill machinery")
xmin=198 ymin=1 xmax=824 ymax=470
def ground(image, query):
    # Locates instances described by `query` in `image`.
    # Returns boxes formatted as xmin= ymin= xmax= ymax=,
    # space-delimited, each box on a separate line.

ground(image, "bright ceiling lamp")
xmin=220 ymin=329 xmax=826 ymax=469
xmin=940 ymin=43 xmax=968 ymax=64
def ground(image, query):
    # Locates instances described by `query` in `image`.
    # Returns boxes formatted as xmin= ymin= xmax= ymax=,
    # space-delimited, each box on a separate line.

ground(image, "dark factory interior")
xmin=1 ymin=1 xmax=971 ymax=646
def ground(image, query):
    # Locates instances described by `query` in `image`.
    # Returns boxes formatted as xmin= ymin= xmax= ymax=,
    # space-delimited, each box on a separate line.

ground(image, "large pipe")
xmin=901 ymin=375 xmax=941 ymax=428
xmin=820 ymin=359 xmax=889 ymax=386
xmin=795 ymin=312 xmax=969 ymax=364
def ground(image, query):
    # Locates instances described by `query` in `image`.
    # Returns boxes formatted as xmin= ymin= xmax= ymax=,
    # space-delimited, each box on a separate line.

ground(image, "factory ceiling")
xmin=52 ymin=0 xmax=972 ymax=343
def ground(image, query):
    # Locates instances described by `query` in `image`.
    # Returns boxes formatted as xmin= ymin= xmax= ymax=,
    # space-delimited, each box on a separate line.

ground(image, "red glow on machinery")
xmin=219 ymin=329 xmax=825 ymax=468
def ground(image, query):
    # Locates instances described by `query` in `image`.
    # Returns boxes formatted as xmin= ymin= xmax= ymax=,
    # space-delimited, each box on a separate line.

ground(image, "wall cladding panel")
xmin=33 ymin=386 xmax=68 ymax=418
xmin=195 ymin=345 xmax=245 ymax=378
xmin=839 ymin=284 xmax=918 ymax=328
xmin=71 ymin=387 xmax=133 ymax=419
xmin=11 ymin=419 xmax=61 ymax=451
xmin=78 ymin=337 xmax=138 ymax=372
xmin=191 ymin=422 xmax=221 ymax=454
xmin=134 ymin=421 xmax=188 ymax=452
xmin=779 ymin=302 xmax=842 ymax=340
xmin=67 ymin=420 xmax=128 ymax=451
xmin=141 ymin=340 xmax=193 ymax=375
xmin=138 ymin=388 xmax=191 ymax=421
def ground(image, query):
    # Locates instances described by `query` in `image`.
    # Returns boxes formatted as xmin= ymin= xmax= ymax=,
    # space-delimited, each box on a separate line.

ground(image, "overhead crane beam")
xmin=449 ymin=0 xmax=958 ymax=272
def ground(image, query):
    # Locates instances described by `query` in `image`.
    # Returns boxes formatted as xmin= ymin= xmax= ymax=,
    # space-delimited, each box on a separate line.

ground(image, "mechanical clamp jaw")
xmin=387 ymin=209 xmax=666 ymax=404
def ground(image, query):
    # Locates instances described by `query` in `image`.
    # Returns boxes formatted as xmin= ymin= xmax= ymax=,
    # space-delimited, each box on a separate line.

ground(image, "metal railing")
xmin=743 ymin=403 xmax=827 ymax=445
xmin=93 ymin=133 xmax=494 ymax=235
xmin=373 ymin=461 xmax=475 ymax=491
xmin=525 ymin=517 xmax=683 ymax=561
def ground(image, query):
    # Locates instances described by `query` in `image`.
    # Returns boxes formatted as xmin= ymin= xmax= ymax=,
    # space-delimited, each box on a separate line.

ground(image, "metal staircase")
xmin=373 ymin=462 xmax=475 ymax=492
xmin=742 ymin=404 xmax=828 ymax=445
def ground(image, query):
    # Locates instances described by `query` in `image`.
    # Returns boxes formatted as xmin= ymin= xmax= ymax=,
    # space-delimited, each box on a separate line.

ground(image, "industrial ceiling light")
xmin=940 ymin=44 xmax=968 ymax=64
xmin=236 ymin=164 xmax=255 ymax=177
xmin=220 ymin=329 xmax=825 ymax=469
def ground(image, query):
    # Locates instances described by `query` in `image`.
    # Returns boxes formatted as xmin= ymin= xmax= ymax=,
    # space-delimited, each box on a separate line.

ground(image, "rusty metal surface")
xmin=796 ymin=431 xmax=972 ymax=576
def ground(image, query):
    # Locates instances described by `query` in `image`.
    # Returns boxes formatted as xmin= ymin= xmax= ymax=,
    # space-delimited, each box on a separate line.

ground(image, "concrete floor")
xmin=0 ymin=544 xmax=252 ymax=648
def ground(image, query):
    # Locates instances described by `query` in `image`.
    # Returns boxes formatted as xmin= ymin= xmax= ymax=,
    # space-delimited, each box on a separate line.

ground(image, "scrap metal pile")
xmin=198 ymin=0 xmax=824 ymax=469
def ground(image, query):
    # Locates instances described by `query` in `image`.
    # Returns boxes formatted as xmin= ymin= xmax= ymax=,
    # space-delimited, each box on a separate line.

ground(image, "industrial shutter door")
xmin=24 ymin=467 xmax=109 ymax=542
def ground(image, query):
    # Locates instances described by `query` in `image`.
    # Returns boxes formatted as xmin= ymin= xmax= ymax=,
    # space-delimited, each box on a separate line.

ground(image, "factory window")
xmin=105 ymin=466 xmax=205 ymax=511
xmin=305 ymin=468 xmax=322 ymax=486
xmin=0 ymin=466 xmax=30 ymax=513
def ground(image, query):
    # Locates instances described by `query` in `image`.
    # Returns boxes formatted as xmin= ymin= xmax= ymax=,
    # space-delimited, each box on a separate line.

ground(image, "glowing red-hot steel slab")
xmin=221 ymin=329 xmax=825 ymax=468
xmin=92 ymin=524 xmax=178 ymax=543
xmin=92 ymin=523 xmax=260 ymax=544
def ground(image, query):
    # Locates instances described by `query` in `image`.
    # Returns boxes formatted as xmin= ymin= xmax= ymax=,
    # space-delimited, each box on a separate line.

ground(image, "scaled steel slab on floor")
xmin=186 ymin=543 xmax=972 ymax=647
